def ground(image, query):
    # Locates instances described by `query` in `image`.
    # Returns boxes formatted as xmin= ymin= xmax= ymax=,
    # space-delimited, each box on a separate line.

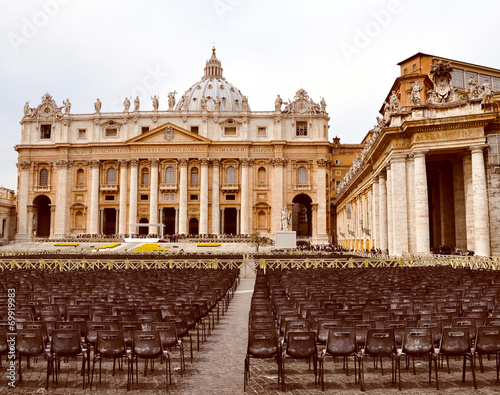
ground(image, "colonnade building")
xmin=335 ymin=53 xmax=500 ymax=256
xmin=15 ymin=49 xmax=332 ymax=243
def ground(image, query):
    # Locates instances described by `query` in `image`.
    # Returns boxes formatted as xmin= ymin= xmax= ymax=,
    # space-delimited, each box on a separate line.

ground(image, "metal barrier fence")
xmin=0 ymin=255 xmax=499 ymax=277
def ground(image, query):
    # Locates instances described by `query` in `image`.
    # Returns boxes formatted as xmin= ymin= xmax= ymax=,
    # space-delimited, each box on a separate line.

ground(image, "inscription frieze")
xmin=413 ymin=129 xmax=484 ymax=142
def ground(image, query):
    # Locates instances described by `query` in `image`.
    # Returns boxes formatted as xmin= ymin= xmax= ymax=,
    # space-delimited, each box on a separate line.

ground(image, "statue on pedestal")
xmin=280 ymin=206 xmax=291 ymax=231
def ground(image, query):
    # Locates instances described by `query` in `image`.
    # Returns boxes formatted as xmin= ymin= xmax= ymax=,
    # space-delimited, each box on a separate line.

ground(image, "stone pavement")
xmin=3 ymin=274 xmax=500 ymax=394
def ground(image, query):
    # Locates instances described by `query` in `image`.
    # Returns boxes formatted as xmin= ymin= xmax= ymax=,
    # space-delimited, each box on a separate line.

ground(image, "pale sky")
xmin=1 ymin=0 xmax=499 ymax=190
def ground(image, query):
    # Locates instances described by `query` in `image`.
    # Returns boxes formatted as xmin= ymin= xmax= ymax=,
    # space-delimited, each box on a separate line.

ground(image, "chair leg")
xmin=470 ymin=354 xmax=477 ymax=390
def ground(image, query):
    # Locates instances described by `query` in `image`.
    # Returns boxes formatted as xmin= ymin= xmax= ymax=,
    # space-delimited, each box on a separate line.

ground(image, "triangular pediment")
xmin=126 ymin=122 xmax=211 ymax=144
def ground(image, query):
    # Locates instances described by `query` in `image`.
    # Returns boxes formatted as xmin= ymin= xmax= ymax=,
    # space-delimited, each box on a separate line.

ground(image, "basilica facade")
xmin=335 ymin=53 xmax=500 ymax=256
xmin=15 ymin=49 xmax=332 ymax=243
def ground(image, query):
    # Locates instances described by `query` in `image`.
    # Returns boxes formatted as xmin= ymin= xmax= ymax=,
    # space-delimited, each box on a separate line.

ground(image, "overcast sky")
xmin=1 ymin=0 xmax=499 ymax=190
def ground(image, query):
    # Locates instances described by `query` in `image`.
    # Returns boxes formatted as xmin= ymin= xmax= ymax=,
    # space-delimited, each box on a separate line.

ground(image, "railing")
xmin=0 ymin=256 xmax=499 ymax=276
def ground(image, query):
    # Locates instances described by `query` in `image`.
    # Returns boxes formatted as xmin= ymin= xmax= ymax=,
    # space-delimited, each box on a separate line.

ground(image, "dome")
xmin=175 ymin=48 xmax=250 ymax=112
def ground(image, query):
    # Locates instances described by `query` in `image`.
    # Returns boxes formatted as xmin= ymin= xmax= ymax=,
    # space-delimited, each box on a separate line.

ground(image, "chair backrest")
xmin=402 ymin=327 xmax=433 ymax=355
xmin=325 ymin=328 xmax=357 ymax=356
xmin=150 ymin=323 xmax=178 ymax=348
xmin=132 ymin=330 xmax=162 ymax=358
xmin=86 ymin=321 xmax=112 ymax=344
xmin=285 ymin=331 xmax=317 ymax=359
xmin=16 ymin=329 xmax=45 ymax=356
xmin=475 ymin=326 xmax=500 ymax=354
xmin=451 ymin=317 xmax=477 ymax=341
xmin=485 ymin=317 xmax=500 ymax=327
xmin=247 ymin=329 xmax=279 ymax=358
xmin=96 ymin=330 xmax=127 ymax=358
xmin=317 ymin=319 xmax=343 ymax=344
xmin=365 ymin=328 xmax=397 ymax=356
xmin=284 ymin=319 xmax=310 ymax=341
xmin=51 ymin=329 xmax=82 ymax=357
xmin=440 ymin=327 xmax=470 ymax=355
xmin=22 ymin=321 xmax=49 ymax=345
xmin=417 ymin=319 xmax=442 ymax=345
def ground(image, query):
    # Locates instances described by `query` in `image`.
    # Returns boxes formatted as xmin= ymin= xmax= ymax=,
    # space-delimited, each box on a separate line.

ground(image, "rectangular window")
xmin=334 ymin=159 xmax=341 ymax=165
xmin=141 ymin=126 xmax=149 ymax=134
xmin=488 ymin=134 xmax=500 ymax=165
xmin=296 ymin=122 xmax=308 ymax=136
xmin=257 ymin=127 xmax=267 ymax=137
xmin=404 ymin=68 xmax=407 ymax=75
xmin=226 ymin=194 xmax=236 ymax=201
xmin=105 ymin=128 xmax=117 ymax=137
xmin=451 ymin=68 xmax=465 ymax=89
xmin=190 ymin=126 xmax=199 ymax=134
xmin=104 ymin=195 xmax=115 ymax=201
xmin=413 ymin=64 xmax=416 ymax=72
xmin=140 ymin=194 xmax=149 ymax=201
xmin=78 ymin=129 xmax=86 ymax=139
xmin=40 ymin=125 xmax=51 ymax=139
xmin=335 ymin=170 xmax=341 ymax=176
xmin=224 ymin=127 xmax=237 ymax=136
xmin=492 ymin=77 xmax=500 ymax=92
xmin=190 ymin=194 xmax=198 ymax=201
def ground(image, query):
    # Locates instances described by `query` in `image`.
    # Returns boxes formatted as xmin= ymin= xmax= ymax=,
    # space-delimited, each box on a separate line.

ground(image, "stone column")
xmin=54 ymin=160 xmax=70 ymax=237
xmin=272 ymin=158 xmax=285 ymax=234
xmin=471 ymin=146 xmax=490 ymax=256
xmin=452 ymin=159 xmax=467 ymax=251
xmin=118 ymin=160 xmax=128 ymax=235
xmin=17 ymin=161 xmax=31 ymax=238
xmin=211 ymin=159 xmax=220 ymax=235
xmin=178 ymin=158 xmax=189 ymax=234
xmin=128 ymin=159 xmax=138 ymax=234
xmin=378 ymin=173 xmax=388 ymax=253
xmin=149 ymin=159 xmax=159 ymax=235
xmin=236 ymin=207 xmax=240 ymax=234
xmin=89 ymin=160 xmax=100 ymax=234
xmin=240 ymin=158 xmax=250 ymax=235
xmin=199 ymin=158 xmax=209 ymax=235
xmin=174 ymin=207 xmax=179 ymax=234
xmin=316 ymin=159 xmax=328 ymax=243
xmin=406 ymin=156 xmax=416 ymax=252
xmin=372 ymin=181 xmax=378 ymax=250
xmin=414 ymin=151 xmax=430 ymax=254
xmin=27 ymin=206 xmax=34 ymax=239
xmin=386 ymin=165 xmax=393 ymax=255
xmin=50 ymin=205 xmax=56 ymax=237
xmin=463 ymin=154 xmax=475 ymax=251
xmin=392 ymin=156 xmax=409 ymax=255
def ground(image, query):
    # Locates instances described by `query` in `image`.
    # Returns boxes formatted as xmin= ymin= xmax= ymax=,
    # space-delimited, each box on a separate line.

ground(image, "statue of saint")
xmin=63 ymin=99 xmax=71 ymax=114
xmin=200 ymin=96 xmax=207 ymax=110
xmin=480 ymin=79 xmax=493 ymax=102
xmin=242 ymin=96 xmax=248 ymax=111
xmin=123 ymin=97 xmax=130 ymax=112
xmin=94 ymin=98 xmax=102 ymax=113
xmin=389 ymin=91 xmax=400 ymax=112
xmin=468 ymin=76 xmax=480 ymax=99
xmin=280 ymin=206 xmax=291 ymax=231
xmin=320 ymin=97 xmax=327 ymax=112
xmin=410 ymin=82 xmax=423 ymax=105
xmin=275 ymin=94 xmax=283 ymax=111
xmin=151 ymin=95 xmax=159 ymax=110
xmin=168 ymin=91 xmax=176 ymax=110
xmin=214 ymin=96 xmax=221 ymax=111
xmin=23 ymin=101 xmax=30 ymax=116
xmin=134 ymin=96 xmax=140 ymax=111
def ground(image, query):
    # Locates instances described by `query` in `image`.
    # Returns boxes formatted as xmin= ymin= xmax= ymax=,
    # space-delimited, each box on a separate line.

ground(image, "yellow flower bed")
xmin=197 ymin=243 xmax=221 ymax=247
xmin=133 ymin=243 xmax=169 ymax=253
xmin=54 ymin=242 xmax=79 ymax=247
xmin=97 ymin=243 xmax=121 ymax=249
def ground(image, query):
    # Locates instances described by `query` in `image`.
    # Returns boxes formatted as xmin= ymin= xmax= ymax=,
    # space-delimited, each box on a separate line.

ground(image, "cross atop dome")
xmin=203 ymin=47 xmax=224 ymax=80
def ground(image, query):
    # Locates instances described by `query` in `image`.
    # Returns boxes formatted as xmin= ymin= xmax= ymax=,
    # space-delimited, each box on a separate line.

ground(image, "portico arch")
xmin=33 ymin=195 xmax=51 ymax=237
xmin=292 ymin=194 xmax=312 ymax=238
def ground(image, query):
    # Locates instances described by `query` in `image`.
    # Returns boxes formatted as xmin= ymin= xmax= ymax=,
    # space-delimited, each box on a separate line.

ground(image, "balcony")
xmin=72 ymin=184 xmax=87 ymax=191
xmin=254 ymin=182 xmax=269 ymax=190
xmin=160 ymin=183 xmax=178 ymax=192
xmin=221 ymin=183 xmax=239 ymax=192
xmin=100 ymin=184 xmax=119 ymax=193
xmin=293 ymin=183 xmax=312 ymax=191
xmin=34 ymin=185 xmax=50 ymax=193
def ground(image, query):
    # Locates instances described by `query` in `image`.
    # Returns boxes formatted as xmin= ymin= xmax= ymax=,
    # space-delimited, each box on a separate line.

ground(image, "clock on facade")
xmin=295 ymin=99 xmax=308 ymax=113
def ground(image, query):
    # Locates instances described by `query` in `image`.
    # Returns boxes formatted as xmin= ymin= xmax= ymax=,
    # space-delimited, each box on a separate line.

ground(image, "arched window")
xmin=226 ymin=166 xmax=236 ymax=184
xmin=141 ymin=168 xmax=149 ymax=186
xmin=297 ymin=166 xmax=307 ymax=185
xmin=257 ymin=167 xmax=266 ymax=185
xmin=106 ymin=167 xmax=116 ymax=185
xmin=39 ymin=169 xmax=49 ymax=187
xmin=165 ymin=166 xmax=175 ymax=184
xmin=76 ymin=169 xmax=85 ymax=186
xmin=191 ymin=167 xmax=199 ymax=185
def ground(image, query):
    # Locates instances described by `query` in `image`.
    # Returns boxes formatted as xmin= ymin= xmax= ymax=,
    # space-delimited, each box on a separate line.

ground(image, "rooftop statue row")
xmin=275 ymin=88 xmax=328 ymax=116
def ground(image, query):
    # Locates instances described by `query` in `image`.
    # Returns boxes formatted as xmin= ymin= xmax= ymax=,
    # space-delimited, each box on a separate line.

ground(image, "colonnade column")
xmin=414 ymin=151 xmax=430 ymax=254
xmin=392 ymin=156 xmax=409 ymax=255
xmin=199 ymin=158 xmax=209 ymax=234
xmin=452 ymin=159 xmax=467 ymax=251
xmin=372 ymin=181 xmax=378 ymax=250
xmin=386 ymin=165 xmax=393 ymax=255
xmin=17 ymin=161 xmax=31 ymax=238
xmin=118 ymin=160 xmax=128 ymax=235
xmin=463 ymin=154 xmax=475 ymax=251
xmin=178 ymin=158 xmax=189 ymax=234
xmin=378 ymin=173 xmax=388 ymax=253
xmin=272 ymin=158 xmax=285 ymax=233
xmin=470 ymin=146 xmax=490 ymax=256
xmin=54 ymin=160 xmax=70 ymax=237
xmin=211 ymin=159 xmax=220 ymax=235
xmin=240 ymin=158 xmax=250 ymax=235
xmin=149 ymin=159 xmax=159 ymax=235
xmin=89 ymin=160 xmax=100 ymax=234
xmin=128 ymin=159 xmax=138 ymax=234
xmin=316 ymin=159 xmax=328 ymax=242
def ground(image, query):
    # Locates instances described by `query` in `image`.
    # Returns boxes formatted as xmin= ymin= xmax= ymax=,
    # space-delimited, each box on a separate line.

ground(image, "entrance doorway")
xmin=103 ymin=208 xmax=117 ymax=235
xmin=163 ymin=208 xmax=176 ymax=234
xmin=223 ymin=208 xmax=237 ymax=235
xmin=189 ymin=218 xmax=199 ymax=235
xmin=292 ymin=194 xmax=312 ymax=237
xmin=33 ymin=195 xmax=51 ymax=237
xmin=138 ymin=218 xmax=149 ymax=236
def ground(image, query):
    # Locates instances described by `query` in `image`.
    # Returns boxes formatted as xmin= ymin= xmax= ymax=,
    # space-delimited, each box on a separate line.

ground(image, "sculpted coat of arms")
xmin=164 ymin=126 xmax=174 ymax=141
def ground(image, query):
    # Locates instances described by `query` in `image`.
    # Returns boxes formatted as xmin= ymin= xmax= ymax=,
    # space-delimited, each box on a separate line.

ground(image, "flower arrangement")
xmin=196 ymin=243 xmax=221 ymax=247
xmin=96 ymin=243 xmax=121 ymax=249
xmin=133 ymin=243 xmax=169 ymax=253
xmin=54 ymin=242 xmax=79 ymax=247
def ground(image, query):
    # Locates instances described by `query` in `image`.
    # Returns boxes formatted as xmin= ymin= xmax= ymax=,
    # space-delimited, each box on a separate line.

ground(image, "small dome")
xmin=175 ymin=48 xmax=249 ymax=112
